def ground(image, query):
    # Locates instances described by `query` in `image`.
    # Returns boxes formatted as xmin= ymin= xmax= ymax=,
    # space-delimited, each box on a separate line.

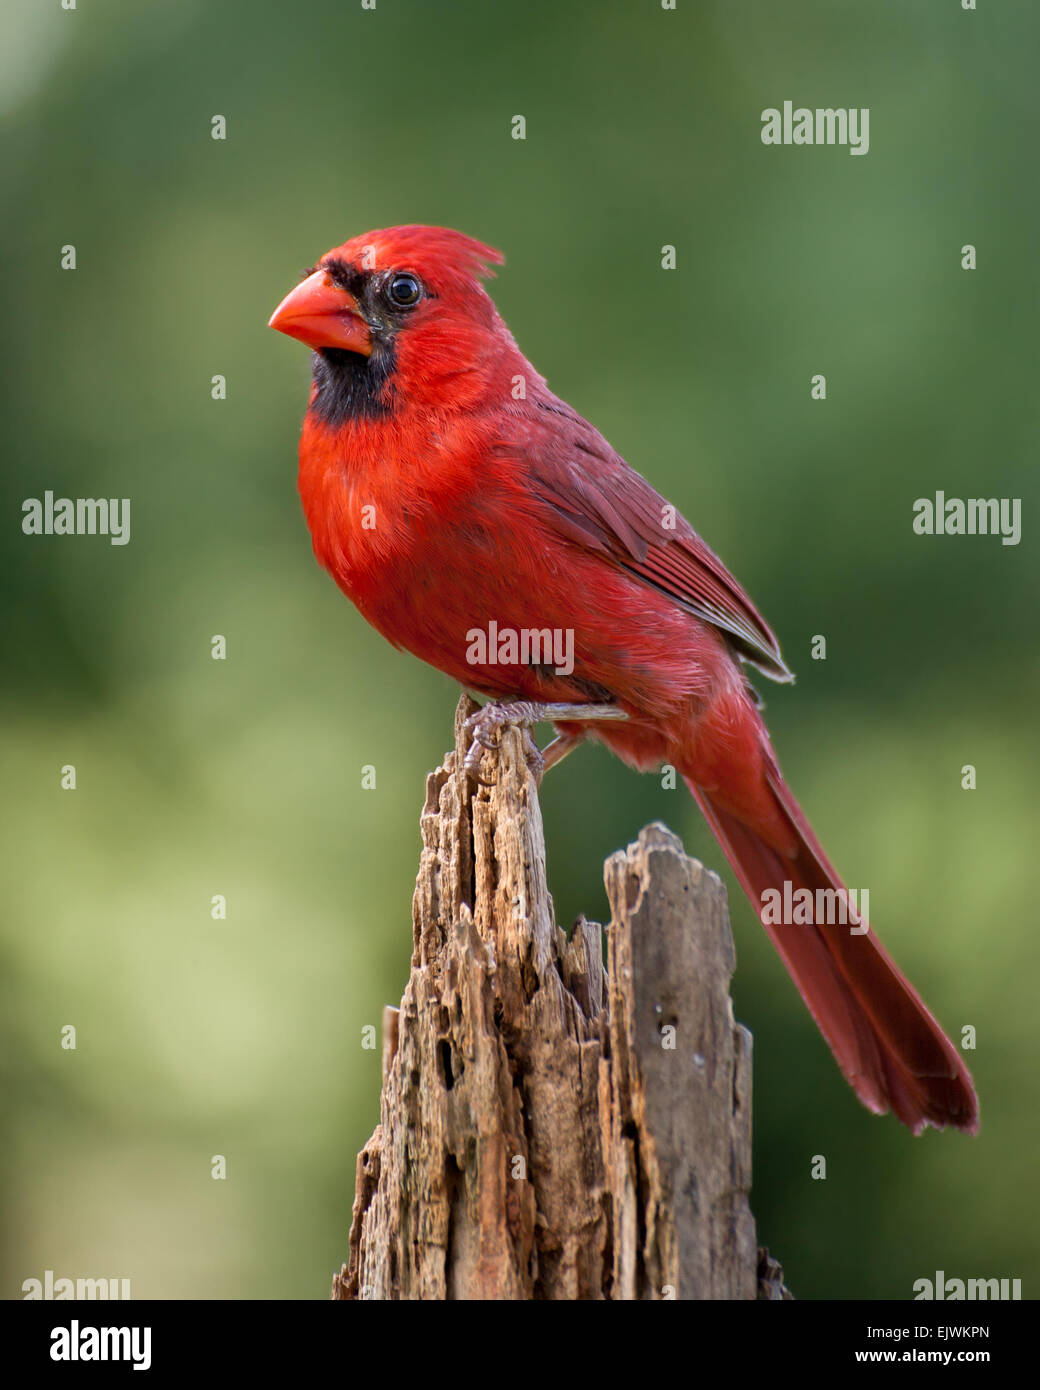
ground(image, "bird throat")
xmin=311 ymin=345 xmax=395 ymax=425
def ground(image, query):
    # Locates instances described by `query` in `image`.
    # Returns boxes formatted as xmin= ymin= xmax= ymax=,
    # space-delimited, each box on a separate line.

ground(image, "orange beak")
xmin=268 ymin=268 xmax=372 ymax=356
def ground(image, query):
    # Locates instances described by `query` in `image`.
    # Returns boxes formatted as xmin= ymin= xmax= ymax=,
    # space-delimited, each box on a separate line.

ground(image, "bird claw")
xmin=462 ymin=699 xmax=624 ymax=784
xmin=463 ymin=703 xmax=548 ymax=783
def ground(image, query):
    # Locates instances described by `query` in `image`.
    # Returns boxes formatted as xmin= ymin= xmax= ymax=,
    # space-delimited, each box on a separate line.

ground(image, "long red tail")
xmin=682 ymin=765 xmax=978 ymax=1134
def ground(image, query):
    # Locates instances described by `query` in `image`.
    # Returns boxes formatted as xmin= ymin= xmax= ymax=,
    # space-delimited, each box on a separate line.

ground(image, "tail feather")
xmin=684 ymin=771 xmax=978 ymax=1135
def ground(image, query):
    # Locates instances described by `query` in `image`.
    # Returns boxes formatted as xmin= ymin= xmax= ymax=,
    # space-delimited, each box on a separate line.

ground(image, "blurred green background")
xmin=2 ymin=0 xmax=1037 ymax=1300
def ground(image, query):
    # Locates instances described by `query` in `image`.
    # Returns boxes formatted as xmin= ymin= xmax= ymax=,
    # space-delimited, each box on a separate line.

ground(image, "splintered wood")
xmin=334 ymin=694 xmax=768 ymax=1301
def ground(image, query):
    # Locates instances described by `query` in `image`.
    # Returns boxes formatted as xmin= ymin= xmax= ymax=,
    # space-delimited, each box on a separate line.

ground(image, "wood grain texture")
xmin=333 ymin=694 xmax=780 ymax=1300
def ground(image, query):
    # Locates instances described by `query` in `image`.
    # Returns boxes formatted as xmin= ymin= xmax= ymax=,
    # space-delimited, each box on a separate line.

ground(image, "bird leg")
xmin=462 ymin=701 xmax=627 ymax=782
xmin=539 ymin=731 xmax=585 ymax=774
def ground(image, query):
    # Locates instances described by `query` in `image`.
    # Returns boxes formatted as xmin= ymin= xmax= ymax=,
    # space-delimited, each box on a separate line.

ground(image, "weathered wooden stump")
xmin=333 ymin=695 xmax=788 ymax=1300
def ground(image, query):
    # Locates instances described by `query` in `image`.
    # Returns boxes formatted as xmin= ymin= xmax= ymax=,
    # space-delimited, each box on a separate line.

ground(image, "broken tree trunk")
xmin=333 ymin=695 xmax=787 ymax=1300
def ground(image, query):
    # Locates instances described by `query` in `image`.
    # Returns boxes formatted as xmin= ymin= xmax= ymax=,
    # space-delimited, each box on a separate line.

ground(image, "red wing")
xmin=510 ymin=396 xmax=793 ymax=683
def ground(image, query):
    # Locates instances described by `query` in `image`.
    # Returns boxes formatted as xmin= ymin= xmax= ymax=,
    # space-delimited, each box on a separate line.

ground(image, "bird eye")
xmin=385 ymin=272 xmax=423 ymax=308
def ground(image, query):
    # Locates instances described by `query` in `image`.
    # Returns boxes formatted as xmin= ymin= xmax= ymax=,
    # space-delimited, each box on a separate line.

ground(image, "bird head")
xmin=269 ymin=225 xmax=514 ymax=422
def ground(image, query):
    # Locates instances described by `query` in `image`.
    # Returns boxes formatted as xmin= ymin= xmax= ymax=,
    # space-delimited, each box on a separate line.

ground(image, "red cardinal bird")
xmin=270 ymin=225 xmax=977 ymax=1134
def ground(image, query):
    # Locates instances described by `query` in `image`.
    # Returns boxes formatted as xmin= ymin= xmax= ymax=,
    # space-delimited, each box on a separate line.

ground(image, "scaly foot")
xmin=462 ymin=700 xmax=627 ymax=782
